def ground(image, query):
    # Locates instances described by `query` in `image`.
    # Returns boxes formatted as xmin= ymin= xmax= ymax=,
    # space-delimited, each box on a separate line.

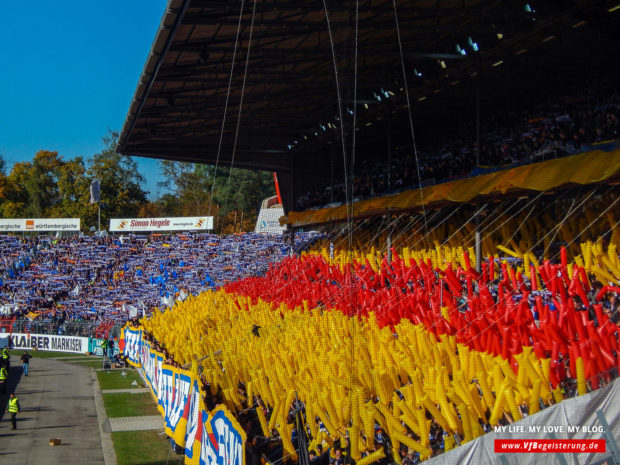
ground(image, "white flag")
xmin=90 ymin=179 xmax=101 ymax=204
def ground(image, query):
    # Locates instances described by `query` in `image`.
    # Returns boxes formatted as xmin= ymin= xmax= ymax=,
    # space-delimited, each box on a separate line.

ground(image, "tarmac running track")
xmin=0 ymin=356 xmax=106 ymax=465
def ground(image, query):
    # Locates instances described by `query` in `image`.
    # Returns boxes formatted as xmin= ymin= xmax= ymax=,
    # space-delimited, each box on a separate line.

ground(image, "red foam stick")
xmin=481 ymin=262 xmax=488 ymax=284
xmin=530 ymin=265 xmax=538 ymax=290
xmin=463 ymin=251 xmax=471 ymax=270
xmin=579 ymin=267 xmax=591 ymax=292
xmin=561 ymin=246 xmax=568 ymax=270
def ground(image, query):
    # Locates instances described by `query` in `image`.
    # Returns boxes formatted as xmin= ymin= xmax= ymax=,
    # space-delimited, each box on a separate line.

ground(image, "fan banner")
xmin=121 ymin=325 xmax=246 ymax=465
xmin=110 ymin=216 xmax=213 ymax=232
xmin=4 ymin=332 xmax=88 ymax=353
xmin=0 ymin=218 xmax=81 ymax=232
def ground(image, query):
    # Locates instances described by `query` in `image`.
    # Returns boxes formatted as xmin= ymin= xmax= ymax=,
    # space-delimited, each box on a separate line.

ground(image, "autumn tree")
xmin=51 ymin=157 xmax=95 ymax=221
xmin=87 ymin=130 xmax=148 ymax=227
xmin=156 ymin=160 xmax=274 ymax=232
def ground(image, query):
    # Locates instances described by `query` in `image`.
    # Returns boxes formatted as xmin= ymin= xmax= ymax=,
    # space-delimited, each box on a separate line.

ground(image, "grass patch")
xmin=26 ymin=350 xmax=91 ymax=359
xmin=74 ymin=359 xmax=108 ymax=369
xmin=97 ymin=369 xmax=144 ymax=390
xmin=112 ymin=430 xmax=183 ymax=465
xmin=103 ymin=392 xmax=159 ymax=418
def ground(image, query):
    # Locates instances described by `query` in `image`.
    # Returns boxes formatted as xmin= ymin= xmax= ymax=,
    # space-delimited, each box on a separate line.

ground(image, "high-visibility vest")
xmin=0 ymin=367 xmax=7 ymax=380
xmin=8 ymin=397 xmax=19 ymax=413
xmin=1 ymin=349 xmax=8 ymax=359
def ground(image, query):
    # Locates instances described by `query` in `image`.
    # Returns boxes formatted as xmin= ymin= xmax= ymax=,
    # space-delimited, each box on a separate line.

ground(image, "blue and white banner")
xmin=121 ymin=325 xmax=246 ymax=465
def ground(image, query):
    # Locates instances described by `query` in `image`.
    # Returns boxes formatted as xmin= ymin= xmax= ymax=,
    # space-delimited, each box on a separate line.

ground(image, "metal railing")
xmin=10 ymin=318 xmax=124 ymax=339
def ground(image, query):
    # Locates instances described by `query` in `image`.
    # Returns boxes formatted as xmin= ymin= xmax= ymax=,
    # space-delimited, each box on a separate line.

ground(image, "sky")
xmin=0 ymin=0 xmax=168 ymax=199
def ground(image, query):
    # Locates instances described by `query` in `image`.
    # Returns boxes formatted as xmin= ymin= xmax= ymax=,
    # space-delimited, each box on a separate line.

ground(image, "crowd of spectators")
xmin=296 ymin=86 xmax=620 ymax=210
xmin=0 ymin=231 xmax=322 ymax=326
xmin=133 ymin=252 xmax=620 ymax=465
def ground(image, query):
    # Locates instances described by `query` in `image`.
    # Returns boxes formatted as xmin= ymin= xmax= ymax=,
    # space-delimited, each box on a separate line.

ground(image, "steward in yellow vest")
xmin=7 ymin=393 xmax=20 ymax=429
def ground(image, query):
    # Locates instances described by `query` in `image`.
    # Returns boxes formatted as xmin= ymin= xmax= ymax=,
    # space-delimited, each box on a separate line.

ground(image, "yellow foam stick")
xmin=500 ymin=360 xmax=518 ymax=383
xmin=279 ymin=423 xmax=298 ymax=461
xmin=475 ymin=372 xmax=495 ymax=412
xmin=608 ymin=244 xmax=618 ymax=267
xmin=392 ymin=431 xmax=428 ymax=455
xmin=439 ymin=398 xmax=461 ymax=433
xmin=602 ymin=256 xmax=620 ymax=279
xmin=355 ymin=448 xmax=386 ymax=465
xmin=458 ymin=403 xmax=473 ymax=443
xmin=489 ymin=388 xmax=507 ymax=426
xmin=529 ymin=378 xmax=541 ymax=415
xmin=399 ymin=413 xmax=419 ymax=436
xmin=497 ymin=244 xmax=521 ymax=258
xmin=593 ymin=267 xmax=615 ymax=284
xmin=375 ymin=403 xmax=406 ymax=435
xmin=525 ymin=352 xmax=545 ymax=382
xmin=504 ymin=387 xmax=522 ymax=422
xmin=421 ymin=398 xmax=452 ymax=433
xmin=508 ymin=239 xmax=523 ymax=256
xmin=256 ymin=404 xmax=270 ymax=437
xmin=468 ymin=384 xmax=486 ymax=420
xmin=361 ymin=404 xmax=375 ymax=449
xmin=349 ymin=426 xmax=361 ymax=461
xmin=415 ymin=406 xmax=430 ymax=447
xmin=444 ymin=435 xmax=456 ymax=451
xmin=576 ymin=357 xmax=587 ymax=396
xmin=268 ymin=401 xmax=281 ymax=431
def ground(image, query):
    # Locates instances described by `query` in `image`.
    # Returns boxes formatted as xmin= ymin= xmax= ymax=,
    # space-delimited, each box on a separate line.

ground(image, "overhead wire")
xmin=207 ymin=0 xmax=247 ymax=220
xmin=223 ymin=0 xmax=258 ymax=216
xmin=392 ymin=0 xmax=430 ymax=247
xmin=321 ymin=0 xmax=354 ymax=255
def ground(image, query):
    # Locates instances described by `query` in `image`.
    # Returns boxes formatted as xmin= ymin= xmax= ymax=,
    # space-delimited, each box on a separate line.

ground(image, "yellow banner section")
xmin=282 ymin=147 xmax=620 ymax=227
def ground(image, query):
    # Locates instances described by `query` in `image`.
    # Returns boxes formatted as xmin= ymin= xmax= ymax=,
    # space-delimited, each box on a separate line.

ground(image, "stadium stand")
xmin=133 ymin=187 xmax=619 ymax=464
xmin=296 ymin=87 xmax=620 ymax=211
xmin=107 ymin=1 xmax=620 ymax=463
xmin=0 ymin=232 xmax=322 ymax=334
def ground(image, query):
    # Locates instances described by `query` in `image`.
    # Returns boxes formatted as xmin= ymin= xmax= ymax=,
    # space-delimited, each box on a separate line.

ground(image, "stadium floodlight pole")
xmin=98 ymin=202 xmax=101 ymax=232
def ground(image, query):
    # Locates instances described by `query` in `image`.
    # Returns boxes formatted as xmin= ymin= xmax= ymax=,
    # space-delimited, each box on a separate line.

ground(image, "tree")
xmin=158 ymin=161 xmax=213 ymax=215
xmin=87 ymin=130 xmax=148 ymax=228
xmin=157 ymin=161 xmax=275 ymax=232
xmin=0 ymin=162 xmax=28 ymax=217
xmin=0 ymin=156 xmax=24 ymax=218
xmin=51 ymin=157 xmax=95 ymax=221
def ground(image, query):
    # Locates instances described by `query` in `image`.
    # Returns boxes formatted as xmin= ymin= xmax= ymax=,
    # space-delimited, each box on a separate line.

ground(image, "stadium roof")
xmin=117 ymin=0 xmax=620 ymax=207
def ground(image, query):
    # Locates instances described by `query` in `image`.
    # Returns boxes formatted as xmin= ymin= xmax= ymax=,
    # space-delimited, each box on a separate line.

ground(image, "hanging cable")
xmin=349 ymin=0 xmax=360 ymax=252
xmin=322 ymin=0 xmax=353 ymax=246
xmin=207 ymin=0 xmax=247 ymax=220
xmin=392 ymin=0 xmax=430 ymax=247
xmin=223 ymin=0 xmax=258 ymax=217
